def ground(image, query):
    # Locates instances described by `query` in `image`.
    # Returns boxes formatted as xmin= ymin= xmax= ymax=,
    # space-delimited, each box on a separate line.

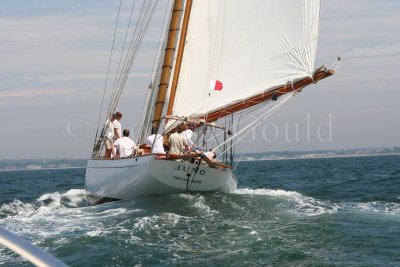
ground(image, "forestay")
xmin=168 ymin=0 xmax=321 ymax=119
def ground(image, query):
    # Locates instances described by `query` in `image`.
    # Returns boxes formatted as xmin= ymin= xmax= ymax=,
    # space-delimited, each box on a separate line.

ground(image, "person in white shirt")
xmin=181 ymin=123 xmax=195 ymax=149
xmin=203 ymin=150 xmax=216 ymax=161
xmin=115 ymin=129 xmax=144 ymax=158
xmin=145 ymin=131 xmax=166 ymax=154
xmin=113 ymin=112 xmax=123 ymax=140
xmin=103 ymin=113 xmax=116 ymax=159
xmin=200 ymin=150 xmax=217 ymax=168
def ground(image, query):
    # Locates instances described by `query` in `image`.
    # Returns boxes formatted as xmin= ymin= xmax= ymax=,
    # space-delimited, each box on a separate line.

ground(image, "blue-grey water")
xmin=1 ymin=155 xmax=399 ymax=266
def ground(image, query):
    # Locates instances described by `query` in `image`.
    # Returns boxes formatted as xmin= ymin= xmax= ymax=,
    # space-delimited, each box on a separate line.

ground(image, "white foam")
xmin=0 ymin=189 xmax=88 ymax=220
xmin=234 ymin=188 xmax=296 ymax=196
xmin=162 ymin=212 xmax=189 ymax=226
xmin=179 ymin=194 xmax=218 ymax=216
xmin=193 ymin=195 xmax=218 ymax=216
xmin=0 ymin=200 xmax=36 ymax=218
xmin=93 ymin=207 xmax=130 ymax=217
xmin=344 ymin=201 xmax=400 ymax=215
xmin=85 ymin=229 xmax=106 ymax=237
xmin=234 ymin=188 xmax=338 ymax=216
xmin=37 ymin=189 xmax=87 ymax=209
xmin=133 ymin=215 xmax=160 ymax=230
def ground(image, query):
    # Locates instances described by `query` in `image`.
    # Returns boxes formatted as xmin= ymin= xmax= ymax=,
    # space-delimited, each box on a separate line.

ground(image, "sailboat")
xmin=85 ymin=0 xmax=334 ymax=205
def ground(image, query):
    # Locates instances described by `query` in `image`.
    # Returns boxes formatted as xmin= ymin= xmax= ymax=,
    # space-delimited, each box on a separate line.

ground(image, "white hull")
xmin=85 ymin=155 xmax=237 ymax=205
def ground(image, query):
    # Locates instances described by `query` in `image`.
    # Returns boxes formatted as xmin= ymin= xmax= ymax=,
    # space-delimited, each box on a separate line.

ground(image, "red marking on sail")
xmin=210 ymin=80 xmax=223 ymax=91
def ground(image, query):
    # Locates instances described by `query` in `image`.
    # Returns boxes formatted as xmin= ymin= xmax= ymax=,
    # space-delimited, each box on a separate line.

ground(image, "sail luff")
xmin=166 ymin=0 xmax=193 ymax=117
xmin=200 ymin=67 xmax=334 ymax=122
xmin=151 ymin=0 xmax=184 ymax=133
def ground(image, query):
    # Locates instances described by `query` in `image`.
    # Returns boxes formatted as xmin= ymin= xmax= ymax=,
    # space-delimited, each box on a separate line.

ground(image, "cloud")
xmin=1 ymin=0 xmax=400 ymax=159
xmin=345 ymin=44 xmax=400 ymax=58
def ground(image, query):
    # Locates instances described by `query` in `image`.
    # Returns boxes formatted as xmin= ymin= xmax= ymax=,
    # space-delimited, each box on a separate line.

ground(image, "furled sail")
xmin=168 ymin=0 xmax=321 ymax=121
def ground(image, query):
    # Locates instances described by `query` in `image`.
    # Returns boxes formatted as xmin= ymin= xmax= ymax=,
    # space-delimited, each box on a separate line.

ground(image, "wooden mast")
xmin=151 ymin=0 xmax=184 ymax=133
xmin=166 ymin=0 xmax=193 ymax=117
xmin=201 ymin=67 xmax=334 ymax=122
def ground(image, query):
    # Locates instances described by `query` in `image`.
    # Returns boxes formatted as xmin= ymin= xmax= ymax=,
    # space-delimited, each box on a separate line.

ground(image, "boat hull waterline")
xmin=85 ymin=155 xmax=237 ymax=205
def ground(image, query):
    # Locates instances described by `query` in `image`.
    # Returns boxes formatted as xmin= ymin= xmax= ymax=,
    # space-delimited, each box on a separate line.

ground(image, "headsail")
xmin=167 ymin=0 xmax=322 ymax=122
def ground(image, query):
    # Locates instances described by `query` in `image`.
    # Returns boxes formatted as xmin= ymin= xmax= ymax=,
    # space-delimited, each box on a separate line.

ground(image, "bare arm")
xmin=114 ymin=128 xmax=122 ymax=139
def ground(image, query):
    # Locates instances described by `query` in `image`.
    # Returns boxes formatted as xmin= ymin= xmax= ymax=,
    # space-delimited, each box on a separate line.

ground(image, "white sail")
xmin=169 ymin=0 xmax=320 ymax=119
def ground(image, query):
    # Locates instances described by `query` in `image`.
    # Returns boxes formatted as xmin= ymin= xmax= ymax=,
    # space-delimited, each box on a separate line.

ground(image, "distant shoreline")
xmin=1 ymin=153 xmax=400 ymax=171
xmin=0 ymin=167 xmax=85 ymax=172
xmin=240 ymin=153 xmax=400 ymax=162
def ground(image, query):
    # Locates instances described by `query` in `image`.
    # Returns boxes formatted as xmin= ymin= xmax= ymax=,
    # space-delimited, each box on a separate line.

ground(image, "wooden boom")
xmin=200 ymin=66 xmax=334 ymax=122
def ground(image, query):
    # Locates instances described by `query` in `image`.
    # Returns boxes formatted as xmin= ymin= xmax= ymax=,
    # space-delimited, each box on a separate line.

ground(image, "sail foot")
xmin=200 ymin=66 xmax=334 ymax=122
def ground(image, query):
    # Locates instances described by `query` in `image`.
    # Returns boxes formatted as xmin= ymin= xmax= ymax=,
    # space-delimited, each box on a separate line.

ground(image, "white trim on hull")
xmin=85 ymin=155 xmax=237 ymax=205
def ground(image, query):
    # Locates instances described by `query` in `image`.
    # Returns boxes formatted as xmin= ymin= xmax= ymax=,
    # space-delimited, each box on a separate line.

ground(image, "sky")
xmin=1 ymin=0 xmax=399 ymax=159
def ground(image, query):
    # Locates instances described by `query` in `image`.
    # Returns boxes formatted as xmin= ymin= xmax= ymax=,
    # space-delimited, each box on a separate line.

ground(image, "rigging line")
xmin=113 ymin=0 xmax=148 ymax=89
xmin=109 ymin=0 xmax=159 ymax=115
xmin=203 ymin=0 xmax=224 ymax=123
xmin=139 ymin=51 xmax=164 ymax=142
xmin=108 ymin=0 xmax=144 ymax=117
xmin=147 ymin=0 xmax=173 ymax=85
xmin=328 ymin=0 xmax=344 ymax=71
xmin=208 ymin=126 xmax=222 ymax=152
xmin=112 ymin=2 xmax=158 ymax=116
xmin=233 ymin=144 xmax=249 ymax=171
xmin=204 ymin=0 xmax=227 ymax=123
xmin=118 ymin=0 xmax=152 ymax=83
xmin=188 ymin=159 xmax=203 ymax=191
xmin=223 ymin=116 xmax=227 ymax=163
xmin=107 ymin=0 xmax=149 ymax=114
xmin=106 ymin=0 xmax=150 ymax=117
xmin=211 ymin=89 xmax=270 ymax=123
xmin=109 ymin=0 xmax=137 ymax=106
xmin=114 ymin=0 xmax=158 ymax=103
xmin=93 ymin=0 xmax=123 ymax=146
xmin=202 ymin=98 xmax=278 ymax=145
xmin=214 ymin=93 xmax=294 ymax=159
xmin=107 ymin=0 xmax=153 ymax=114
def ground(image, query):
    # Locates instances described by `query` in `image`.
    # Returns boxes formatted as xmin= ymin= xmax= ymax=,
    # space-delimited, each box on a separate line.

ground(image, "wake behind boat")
xmin=85 ymin=0 xmax=334 ymax=205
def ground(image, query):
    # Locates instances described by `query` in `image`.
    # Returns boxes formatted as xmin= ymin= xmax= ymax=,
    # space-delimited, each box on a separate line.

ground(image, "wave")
xmin=179 ymin=193 xmax=219 ymax=216
xmin=0 ymin=189 xmax=147 ymax=251
xmin=234 ymin=188 xmax=400 ymax=217
xmin=234 ymin=188 xmax=339 ymax=216
xmin=0 ymin=189 xmax=87 ymax=219
xmin=342 ymin=201 xmax=400 ymax=215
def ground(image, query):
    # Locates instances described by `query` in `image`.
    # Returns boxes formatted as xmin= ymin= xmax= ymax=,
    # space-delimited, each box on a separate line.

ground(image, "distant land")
xmin=239 ymin=146 xmax=400 ymax=161
xmin=0 ymin=159 xmax=87 ymax=172
xmin=0 ymin=147 xmax=399 ymax=171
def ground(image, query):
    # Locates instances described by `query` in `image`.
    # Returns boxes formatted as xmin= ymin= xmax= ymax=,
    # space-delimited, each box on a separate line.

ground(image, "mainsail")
xmin=166 ymin=0 xmax=323 ymax=122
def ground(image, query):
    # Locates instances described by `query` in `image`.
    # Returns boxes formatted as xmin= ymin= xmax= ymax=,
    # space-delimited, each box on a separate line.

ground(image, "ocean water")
xmin=0 ymin=155 xmax=399 ymax=266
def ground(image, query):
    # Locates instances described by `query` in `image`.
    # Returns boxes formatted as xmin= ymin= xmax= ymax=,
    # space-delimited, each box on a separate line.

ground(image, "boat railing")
xmin=89 ymin=153 xmax=231 ymax=170
xmin=0 ymin=226 xmax=68 ymax=267
xmin=157 ymin=153 xmax=231 ymax=170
